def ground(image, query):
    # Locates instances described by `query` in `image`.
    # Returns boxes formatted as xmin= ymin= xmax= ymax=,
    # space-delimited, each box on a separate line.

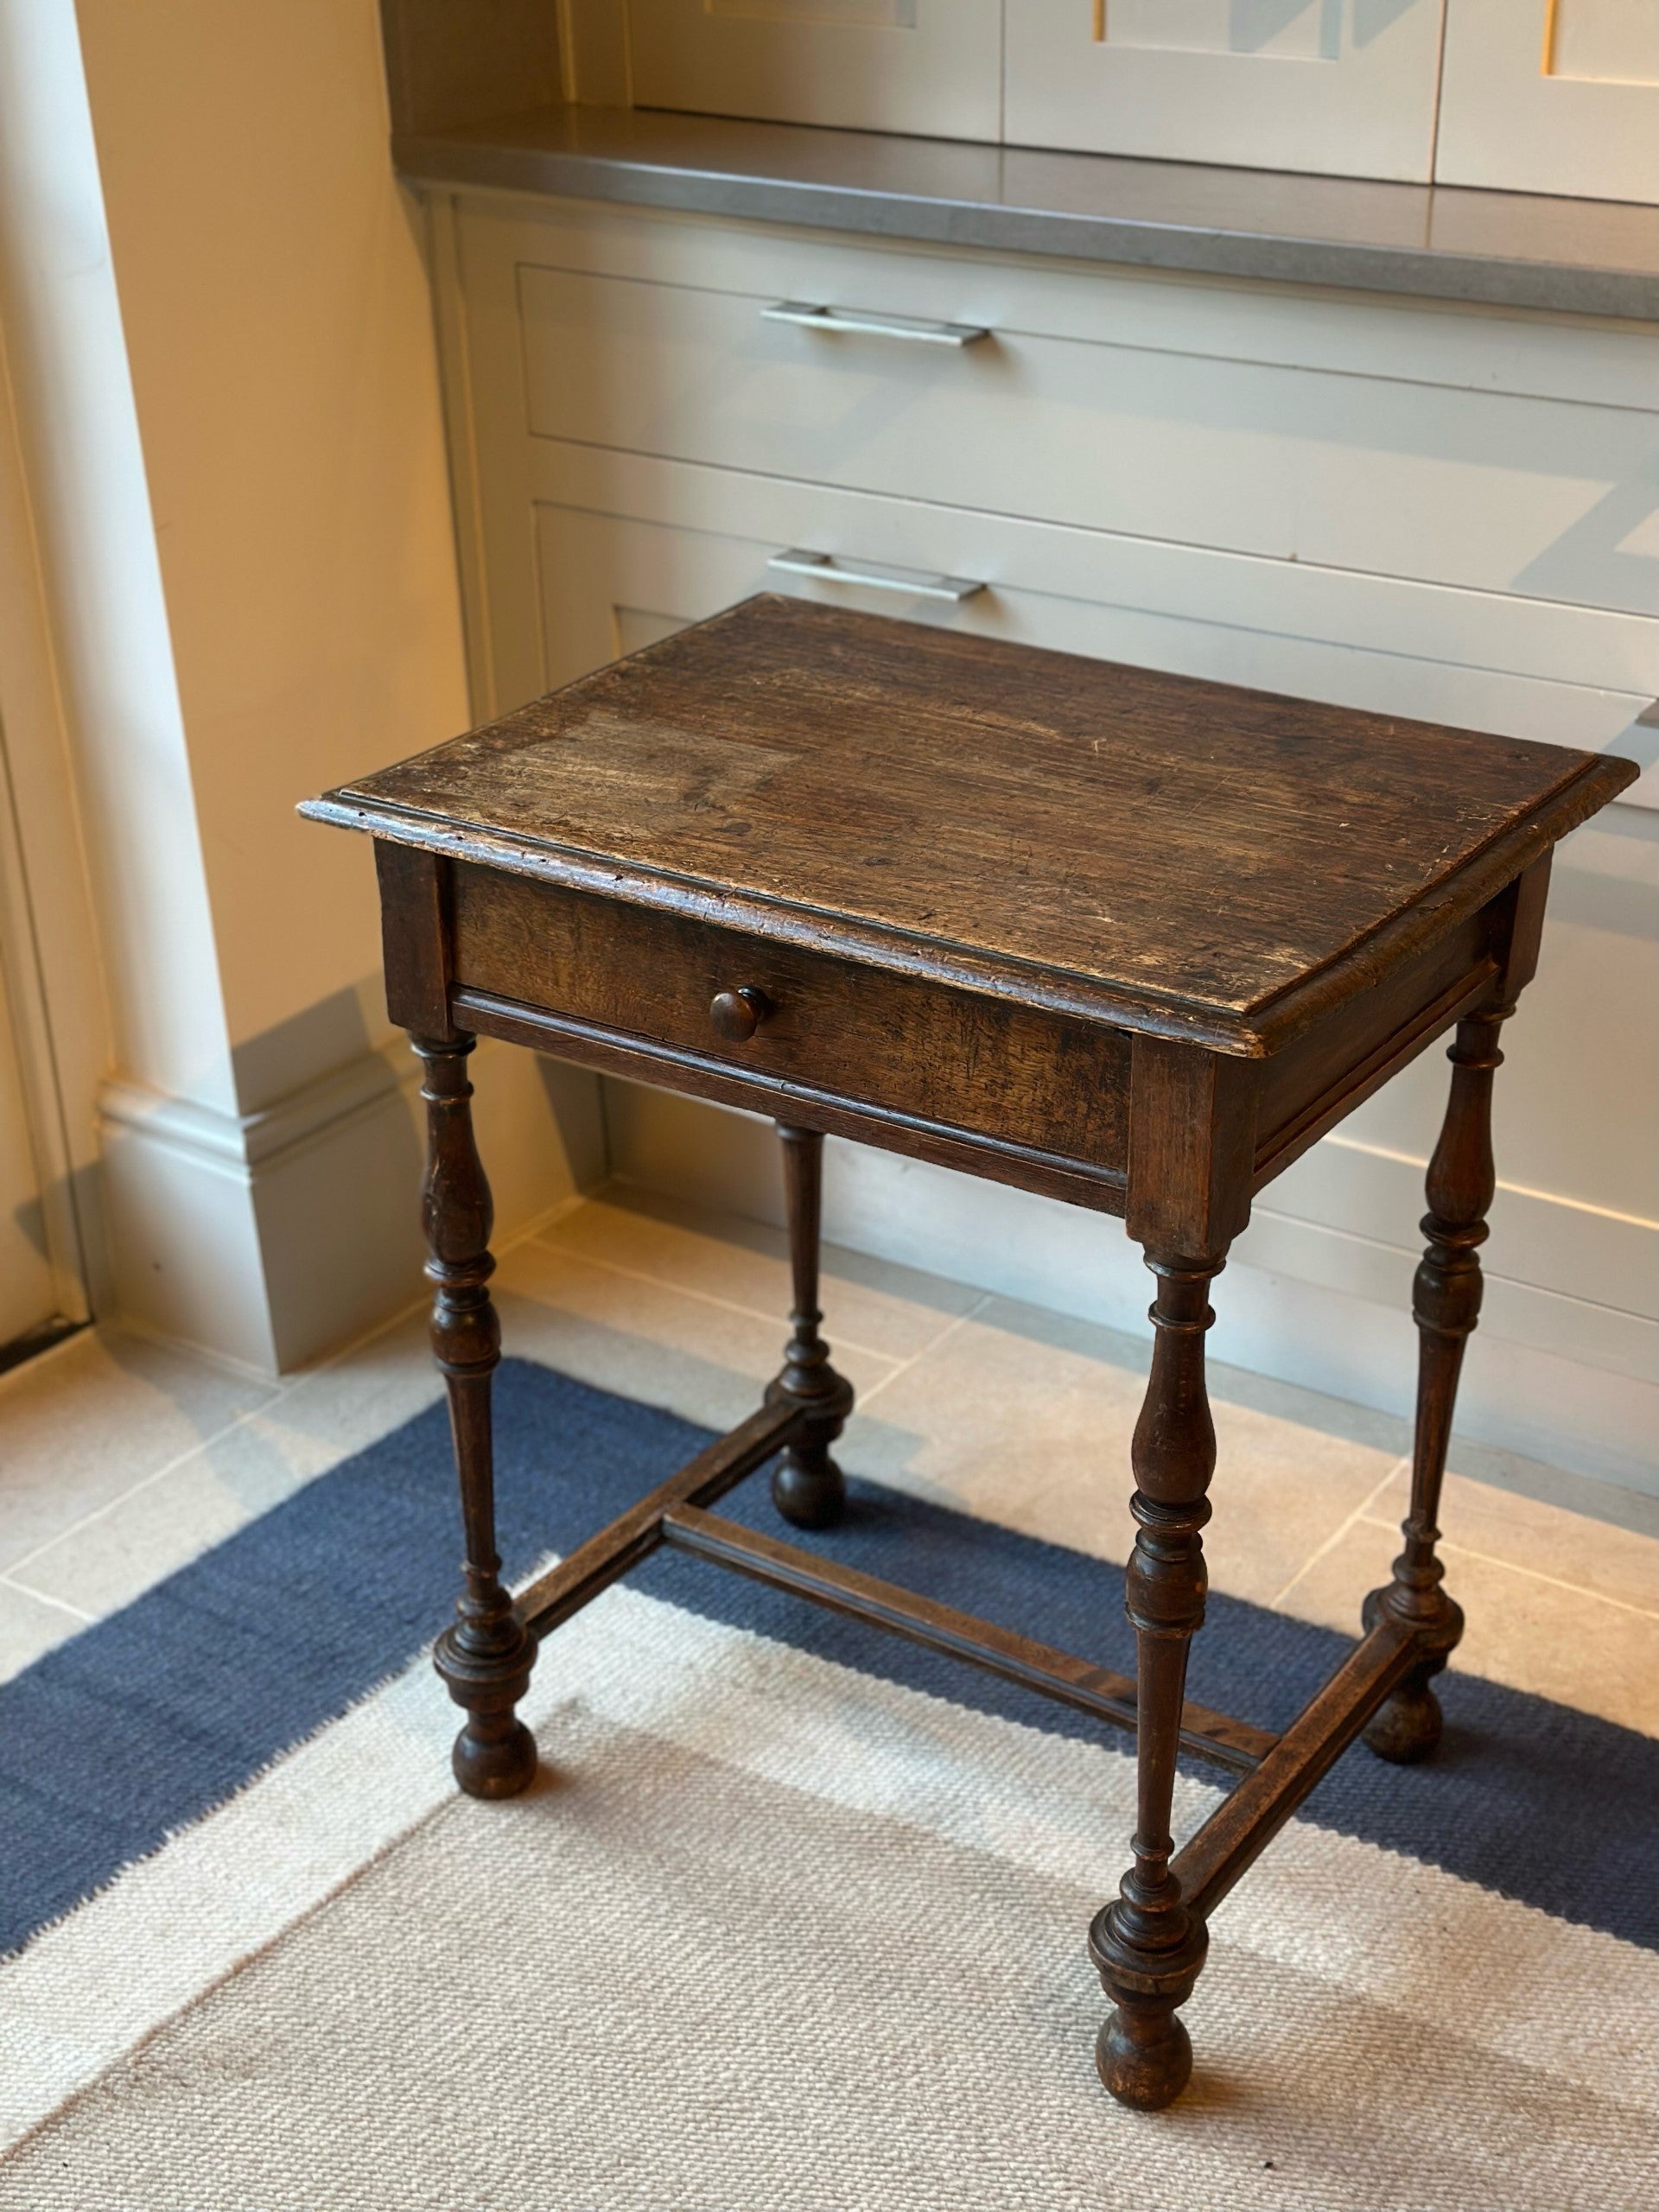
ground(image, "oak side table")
xmin=303 ymin=596 xmax=1636 ymax=2109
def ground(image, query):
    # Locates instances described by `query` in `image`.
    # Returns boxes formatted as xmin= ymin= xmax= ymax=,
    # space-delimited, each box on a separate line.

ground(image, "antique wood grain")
xmin=766 ymin=1126 xmax=854 ymax=1530
xmin=1361 ymin=999 xmax=1510 ymax=1762
xmin=1089 ymin=1239 xmax=1228 ymax=2111
xmin=416 ymin=1030 xmax=538 ymax=1799
xmin=308 ymin=595 xmax=1636 ymax=1053
xmin=377 ymin=840 xmax=453 ymax=1040
xmin=1491 ymin=850 xmax=1554 ymax=1003
xmin=513 ymin=1395 xmax=809 ymax=1639
xmin=1169 ymin=1614 xmax=1419 ymax=1920
xmin=449 ymin=985 xmax=1132 ymax=1211
xmin=1127 ymin=1038 xmax=1257 ymax=1256
xmin=308 ymin=588 xmax=1639 ymax=2117
xmin=1252 ymin=909 xmax=1496 ymax=1187
xmin=659 ymin=1504 xmax=1275 ymax=1776
xmin=452 ymin=864 xmax=1131 ymax=1172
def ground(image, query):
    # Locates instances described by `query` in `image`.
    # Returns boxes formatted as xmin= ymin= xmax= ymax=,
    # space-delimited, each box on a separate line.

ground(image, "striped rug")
xmin=2 ymin=1359 xmax=1655 ymax=2208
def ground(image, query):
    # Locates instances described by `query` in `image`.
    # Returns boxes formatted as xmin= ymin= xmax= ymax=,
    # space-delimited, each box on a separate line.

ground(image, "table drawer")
xmin=451 ymin=865 xmax=1129 ymax=1173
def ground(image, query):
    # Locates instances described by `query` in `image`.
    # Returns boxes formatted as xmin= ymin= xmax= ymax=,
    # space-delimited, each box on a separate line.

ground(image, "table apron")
xmin=452 ymin=984 xmax=1131 ymax=1212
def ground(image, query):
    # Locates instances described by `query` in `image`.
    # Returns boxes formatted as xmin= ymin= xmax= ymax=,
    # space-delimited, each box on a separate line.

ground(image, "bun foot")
xmin=1096 ymin=2004 xmax=1193 ymax=2111
xmin=772 ymin=1445 xmax=845 ymax=1530
xmin=1361 ymin=1587 xmax=1459 ymax=1765
xmin=1363 ymin=1677 xmax=1445 ymax=1764
xmin=452 ymin=1713 xmax=537 ymax=1799
xmin=436 ymin=1618 xmax=536 ymax=1798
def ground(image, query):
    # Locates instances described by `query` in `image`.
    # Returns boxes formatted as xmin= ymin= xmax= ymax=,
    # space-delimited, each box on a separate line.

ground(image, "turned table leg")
xmin=1090 ymin=1249 xmax=1225 ymax=2110
xmin=767 ymin=1124 xmax=853 ymax=1530
xmin=1363 ymin=1003 xmax=1510 ymax=1763
xmin=414 ymin=1032 xmax=538 ymax=1798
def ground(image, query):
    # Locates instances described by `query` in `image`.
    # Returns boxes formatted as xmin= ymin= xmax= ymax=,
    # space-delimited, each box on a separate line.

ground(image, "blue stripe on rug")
xmin=3 ymin=1357 xmax=1655 ymax=1959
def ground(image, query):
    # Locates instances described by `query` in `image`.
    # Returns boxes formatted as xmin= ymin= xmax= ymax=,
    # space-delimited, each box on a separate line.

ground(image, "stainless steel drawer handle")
xmin=768 ymin=549 xmax=986 ymax=604
xmin=762 ymin=300 xmax=988 ymax=346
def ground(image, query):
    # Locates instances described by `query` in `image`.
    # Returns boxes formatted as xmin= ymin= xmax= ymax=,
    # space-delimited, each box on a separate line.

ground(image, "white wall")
xmin=0 ymin=0 xmax=242 ymax=1353
xmin=0 ymin=2 xmax=228 ymax=1117
xmin=0 ymin=1 xmax=598 ymax=1374
xmin=73 ymin=0 xmax=467 ymax=1091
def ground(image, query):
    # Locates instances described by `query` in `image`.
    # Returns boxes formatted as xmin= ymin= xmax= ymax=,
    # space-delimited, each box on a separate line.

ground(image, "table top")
xmin=309 ymin=597 xmax=1636 ymax=1053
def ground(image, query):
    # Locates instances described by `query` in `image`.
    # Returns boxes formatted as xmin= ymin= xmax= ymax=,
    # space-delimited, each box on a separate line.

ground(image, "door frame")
xmin=0 ymin=308 xmax=111 ymax=1330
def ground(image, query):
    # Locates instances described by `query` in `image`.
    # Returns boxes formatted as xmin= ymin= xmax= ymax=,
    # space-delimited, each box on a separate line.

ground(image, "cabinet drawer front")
xmin=518 ymin=450 xmax=1657 ymax=780
xmin=516 ymin=259 xmax=1656 ymax=614
xmin=451 ymin=867 xmax=1130 ymax=1173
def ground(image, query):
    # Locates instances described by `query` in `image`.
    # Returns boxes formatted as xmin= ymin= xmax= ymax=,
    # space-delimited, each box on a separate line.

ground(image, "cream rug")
xmin=3 ymin=1580 xmax=1654 ymax=2211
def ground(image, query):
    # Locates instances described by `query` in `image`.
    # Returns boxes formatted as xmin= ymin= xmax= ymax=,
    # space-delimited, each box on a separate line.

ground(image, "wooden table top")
xmin=310 ymin=596 xmax=1636 ymax=1052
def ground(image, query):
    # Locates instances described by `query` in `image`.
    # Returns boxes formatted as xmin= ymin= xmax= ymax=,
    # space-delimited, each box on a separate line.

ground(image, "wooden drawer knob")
xmin=709 ymin=986 xmax=771 ymax=1042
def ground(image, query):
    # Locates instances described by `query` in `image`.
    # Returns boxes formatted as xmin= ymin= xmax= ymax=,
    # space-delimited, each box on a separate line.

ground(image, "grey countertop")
xmin=395 ymin=104 xmax=1659 ymax=321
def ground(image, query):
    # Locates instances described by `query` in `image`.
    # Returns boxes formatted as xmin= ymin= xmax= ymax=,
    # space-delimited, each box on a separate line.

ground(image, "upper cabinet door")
xmin=626 ymin=0 xmax=1004 ymax=141
xmin=1435 ymin=1 xmax=1659 ymax=203
xmin=1004 ymin=2 xmax=1447 ymax=182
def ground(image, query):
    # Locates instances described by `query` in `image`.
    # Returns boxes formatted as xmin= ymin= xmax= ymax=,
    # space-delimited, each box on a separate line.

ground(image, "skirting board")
xmin=602 ymin=1081 xmax=1659 ymax=1502
xmin=98 ymin=1039 xmax=605 ymax=1375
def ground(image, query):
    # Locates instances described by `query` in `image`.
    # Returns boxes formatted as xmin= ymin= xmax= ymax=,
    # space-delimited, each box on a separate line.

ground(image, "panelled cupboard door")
xmin=626 ymin=0 xmax=1003 ymax=141
xmin=1004 ymin=0 xmax=1447 ymax=182
xmin=1435 ymin=0 xmax=1659 ymax=203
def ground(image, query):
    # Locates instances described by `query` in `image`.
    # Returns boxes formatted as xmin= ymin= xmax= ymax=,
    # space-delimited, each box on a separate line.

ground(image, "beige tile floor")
xmin=2 ymin=1188 xmax=1655 ymax=1732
